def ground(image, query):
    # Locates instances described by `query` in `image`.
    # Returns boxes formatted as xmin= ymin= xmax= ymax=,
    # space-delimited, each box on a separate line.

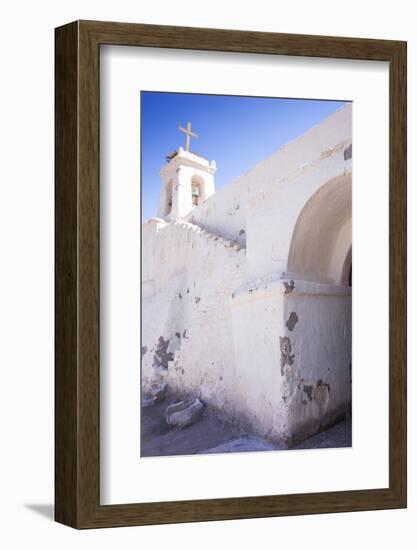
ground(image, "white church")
xmin=142 ymin=104 xmax=352 ymax=447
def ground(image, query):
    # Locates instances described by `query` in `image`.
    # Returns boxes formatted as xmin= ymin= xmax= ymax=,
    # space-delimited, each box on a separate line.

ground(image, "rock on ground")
xmin=165 ymin=398 xmax=205 ymax=428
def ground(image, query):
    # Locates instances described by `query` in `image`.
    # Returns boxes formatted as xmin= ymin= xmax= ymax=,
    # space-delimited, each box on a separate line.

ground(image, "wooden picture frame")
xmin=55 ymin=20 xmax=407 ymax=529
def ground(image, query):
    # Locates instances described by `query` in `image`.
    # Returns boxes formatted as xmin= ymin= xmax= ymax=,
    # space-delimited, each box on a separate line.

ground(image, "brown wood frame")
xmin=55 ymin=20 xmax=407 ymax=529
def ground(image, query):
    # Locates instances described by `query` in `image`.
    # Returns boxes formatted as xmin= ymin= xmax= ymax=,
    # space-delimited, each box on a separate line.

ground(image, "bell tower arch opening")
xmin=161 ymin=178 xmax=173 ymax=217
xmin=158 ymin=149 xmax=216 ymax=221
xmin=191 ymin=175 xmax=204 ymax=207
xmin=157 ymin=121 xmax=217 ymax=221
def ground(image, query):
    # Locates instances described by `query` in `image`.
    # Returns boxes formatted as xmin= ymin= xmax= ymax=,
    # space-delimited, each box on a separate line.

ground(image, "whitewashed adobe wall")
xmin=142 ymin=104 xmax=352 ymax=445
xmin=142 ymin=219 xmax=247 ymax=424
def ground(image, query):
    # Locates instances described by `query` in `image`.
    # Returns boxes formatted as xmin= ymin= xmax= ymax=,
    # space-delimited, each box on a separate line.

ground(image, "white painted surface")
xmin=142 ymin=106 xmax=352 ymax=445
xmin=3 ymin=3 xmax=417 ymax=549
xmin=100 ymin=40 xmax=389 ymax=506
xmin=158 ymin=148 xmax=216 ymax=220
xmin=141 ymin=216 xmax=246 ymax=418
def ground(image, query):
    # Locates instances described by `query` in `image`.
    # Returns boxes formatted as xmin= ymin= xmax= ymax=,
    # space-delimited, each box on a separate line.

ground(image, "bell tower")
xmin=157 ymin=122 xmax=216 ymax=221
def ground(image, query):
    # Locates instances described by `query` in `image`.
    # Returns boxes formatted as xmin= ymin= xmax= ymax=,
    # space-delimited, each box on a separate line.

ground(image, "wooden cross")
xmin=178 ymin=121 xmax=198 ymax=152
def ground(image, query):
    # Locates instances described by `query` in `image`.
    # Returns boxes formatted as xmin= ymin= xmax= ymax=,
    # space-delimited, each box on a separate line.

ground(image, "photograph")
xmin=140 ymin=91 xmax=352 ymax=457
xmin=0 ymin=1 xmax=406 ymax=540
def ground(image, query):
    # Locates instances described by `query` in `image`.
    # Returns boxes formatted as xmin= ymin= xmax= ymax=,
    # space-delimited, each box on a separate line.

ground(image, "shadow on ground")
xmin=141 ymin=397 xmax=242 ymax=457
xmin=291 ymin=418 xmax=351 ymax=450
xmin=141 ymin=396 xmax=352 ymax=457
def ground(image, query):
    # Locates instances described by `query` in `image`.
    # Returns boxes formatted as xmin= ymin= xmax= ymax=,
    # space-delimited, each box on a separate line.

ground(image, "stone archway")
xmin=287 ymin=174 xmax=352 ymax=285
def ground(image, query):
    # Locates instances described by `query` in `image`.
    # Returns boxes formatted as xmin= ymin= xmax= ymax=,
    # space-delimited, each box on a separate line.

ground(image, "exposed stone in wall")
xmin=314 ymin=380 xmax=331 ymax=412
xmin=285 ymin=312 xmax=298 ymax=331
xmin=320 ymin=147 xmax=334 ymax=160
xmin=280 ymin=336 xmax=295 ymax=376
xmin=153 ymin=336 xmax=174 ymax=370
xmin=302 ymin=384 xmax=313 ymax=402
xmin=284 ymin=280 xmax=295 ymax=294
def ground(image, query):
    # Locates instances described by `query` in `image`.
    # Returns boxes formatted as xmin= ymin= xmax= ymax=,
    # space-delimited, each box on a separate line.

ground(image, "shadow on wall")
xmin=288 ymin=174 xmax=352 ymax=285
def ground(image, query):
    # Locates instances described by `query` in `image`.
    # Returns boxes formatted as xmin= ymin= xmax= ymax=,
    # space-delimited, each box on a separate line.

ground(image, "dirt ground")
xmin=141 ymin=397 xmax=241 ymax=457
xmin=291 ymin=418 xmax=352 ymax=450
xmin=141 ymin=396 xmax=352 ymax=457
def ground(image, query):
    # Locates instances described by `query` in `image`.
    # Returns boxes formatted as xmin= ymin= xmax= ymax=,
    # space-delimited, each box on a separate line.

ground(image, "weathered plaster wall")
xmin=280 ymin=280 xmax=352 ymax=442
xmin=141 ymin=218 xmax=248 ymax=420
xmin=230 ymin=275 xmax=351 ymax=444
xmin=142 ymin=104 xmax=352 ymax=445
xmin=186 ymin=104 xmax=352 ymax=264
xmin=229 ymin=276 xmax=288 ymax=439
xmin=245 ymin=148 xmax=352 ymax=281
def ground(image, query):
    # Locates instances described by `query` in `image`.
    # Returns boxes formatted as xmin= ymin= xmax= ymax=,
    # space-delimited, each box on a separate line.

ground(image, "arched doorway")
xmin=287 ymin=174 xmax=352 ymax=285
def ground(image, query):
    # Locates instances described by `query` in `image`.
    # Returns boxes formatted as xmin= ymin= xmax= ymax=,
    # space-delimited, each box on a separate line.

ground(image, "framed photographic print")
xmin=55 ymin=20 xmax=406 ymax=528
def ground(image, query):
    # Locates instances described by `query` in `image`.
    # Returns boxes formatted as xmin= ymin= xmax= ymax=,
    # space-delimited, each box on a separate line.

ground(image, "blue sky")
xmin=141 ymin=92 xmax=348 ymax=221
